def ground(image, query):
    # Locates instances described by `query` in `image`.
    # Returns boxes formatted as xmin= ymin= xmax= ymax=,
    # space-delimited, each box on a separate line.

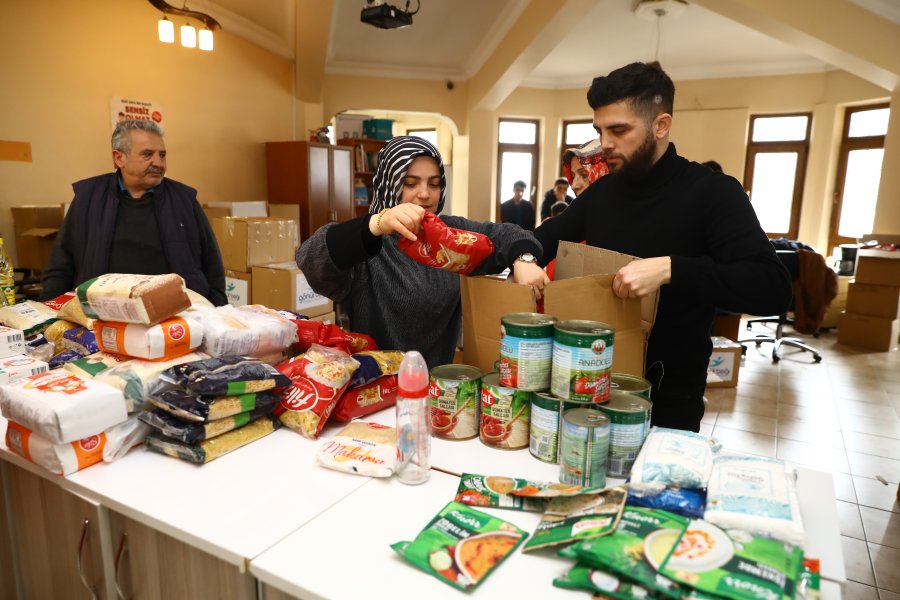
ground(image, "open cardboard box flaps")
xmin=462 ymin=242 xmax=659 ymax=377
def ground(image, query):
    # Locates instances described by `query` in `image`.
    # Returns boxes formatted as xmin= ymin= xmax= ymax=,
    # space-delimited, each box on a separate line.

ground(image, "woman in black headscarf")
xmin=295 ymin=136 xmax=548 ymax=367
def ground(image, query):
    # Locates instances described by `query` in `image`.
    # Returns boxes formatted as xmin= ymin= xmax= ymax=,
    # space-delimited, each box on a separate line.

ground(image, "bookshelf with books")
xmin=337 ymin=138 xmax=386 ymax=215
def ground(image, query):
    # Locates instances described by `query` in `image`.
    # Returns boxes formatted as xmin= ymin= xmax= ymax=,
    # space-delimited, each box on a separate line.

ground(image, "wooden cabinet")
xmin=265 ymin=141 xmax=353 ymax=241
xmin=1 ymin=464 xmax=19 ymax=600
xmin=4 ymin=462 xmax=109 ymax=599
xmin=337 ymin=137 xmax=386 ymax=218
xmin=108 ymin=512 xmax=255 ymax=600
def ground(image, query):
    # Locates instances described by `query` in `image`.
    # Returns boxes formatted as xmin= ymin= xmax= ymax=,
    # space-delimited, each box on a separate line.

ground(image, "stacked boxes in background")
xmin=706 ymin=336 xmax=743 ymax=388
xmin=10 ymin=205 xmax=64 ymax=274
xmin=251 ymin=262 xmax=333 ymax=318
xmin=201 ymin=201 xmax=267 ymax=223
xmin=839 ymin=249 xmax=900 ymax=351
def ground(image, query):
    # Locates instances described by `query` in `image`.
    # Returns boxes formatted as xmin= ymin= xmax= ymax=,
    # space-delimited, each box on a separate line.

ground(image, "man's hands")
xmin=612 ymin=256 xmax=671 ymax=299
xmin=512 ymin=261 xmax=551 ymax=300
xmin=368 ymin=204 xmax=425 ymax=242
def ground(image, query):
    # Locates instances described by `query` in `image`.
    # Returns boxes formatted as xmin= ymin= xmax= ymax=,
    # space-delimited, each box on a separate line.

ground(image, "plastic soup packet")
xmin=553 ymin=565 xmax=654 ymax=600
xmin=629 ymin=427 xmax=719 ymax=490
xmin=391 ymin=501 xmax=527 ymax=591
xmin=397 ymin=212 xmax=495 ymax=275
xmin=522 ymin=486 xmax=627 ymax=552
xmin=316 ymin=421 xmax=396 ymax=477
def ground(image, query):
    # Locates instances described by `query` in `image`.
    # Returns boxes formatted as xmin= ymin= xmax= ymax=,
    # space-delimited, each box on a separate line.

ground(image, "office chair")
xmin=738 ymin=250 xmax=823 ymax=363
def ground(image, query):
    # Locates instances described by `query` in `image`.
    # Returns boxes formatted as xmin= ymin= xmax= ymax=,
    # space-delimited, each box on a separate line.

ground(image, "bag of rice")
xmin=94 ymin=351 xmax=209 ymax=413
xmin=0 ymin=371 xmax=127 ymax=444
xmin=316 ymin=421 xmax=396 ymax=477
xmin=102 ymin=414 xmax=152 ymax=462
xmin=139 ymin=402 xmax=277 ymax=443
xmin=43 ymin=319 xmax=79 ymax=353
xmin=145 ymin=389 xmax=279 ymax=423
xmin=629 ymin=427 xmax=720 ymax=491
xmin=195 ymin=305 xmax=298 ymax=357
xmin=331 ymin=375 xmax=397 ymax=422
xmin=94 ymin=315 xmax=203 ymax=361
xmin=0 ymin=355 xmax=49 ymax=384
xmin=274 ymin=345 xmax=360 ymax=439
xmin=76 ymin=273 xmax=190 ymax=325
xmin=143 ymin=414 xmax=280 ymax=464
xmin=703 ymin=455 xmax=805 ymax=545
xmin=0 ymin=301 xmax=58 ymax=335
xmin=64 ymin=352 xmax=128 ymax=379
xmin=185 ymin=288 xmax=213 ymax=308
xmin=57 ymin=293 xmax=95 ymax=329
xmin=156 ymin=355 xmax=291 ymax=396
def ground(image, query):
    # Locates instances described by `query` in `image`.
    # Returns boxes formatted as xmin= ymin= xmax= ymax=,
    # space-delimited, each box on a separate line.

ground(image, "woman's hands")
xmin=512 ymin=261 xmax=551 ymax=300
xmin=369 ymin=204 xmax=426 ymax=242
xmin=612 ymin=256 xmax=671 ymax=299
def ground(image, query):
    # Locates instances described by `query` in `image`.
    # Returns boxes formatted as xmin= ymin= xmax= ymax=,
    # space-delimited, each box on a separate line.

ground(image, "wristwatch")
xmin=515 ymin=252 xmax=538 ymax=264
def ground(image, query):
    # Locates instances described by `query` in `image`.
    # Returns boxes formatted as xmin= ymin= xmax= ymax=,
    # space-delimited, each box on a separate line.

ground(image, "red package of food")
xmin=274 ymin=345 xmax=360 ymax=439
xmin=292 ymin=320 xmax=377 ymax=354
xmin=44 ymin=291 xmax=77 ymax=311
xmin=332 ymin=374 xmax=398 ymax=422
xmin=397 ymin=212 xmax=494 ymax=275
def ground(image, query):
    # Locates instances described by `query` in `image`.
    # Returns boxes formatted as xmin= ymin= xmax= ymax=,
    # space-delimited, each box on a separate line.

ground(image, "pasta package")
xmin=143 ymin=414 xmax=280 ymax=464
xmin=48 ymin=350 xmax=83 ymax=370
xmin=43 ymin=291 xmax=78 ymax=312
xmin=139 ymin=403 xmax=277 ymax=443
xmin=195 ymin=305 xmax=298 ymax=357
xmin=95 ymin=315 xmax=202 ymax=361
xmin=274 ymin=345 xmax=360 ymax=439
xmin=293 ymin=319 xmax=376 ymax=354
xmin=64 ymin=352 xmax=128 ymax=379
xmin=57 ymin=293 xmax=95 ymax=329
xmin=0 ymin=354 xmax=49 ymax=384
xmin=95 ymin=351 xmax=209 ymax=413
xmin=146 ymin=389 xmax=279 ymax=423
xmin=348 ymin=350 xmax=404 ymax=388
xmin=62 ymin=327 xmax=100 ymax=355
xmin=0 ymin=301 xmax=58 ymax=335
xmin=316 ymin=421 xmax=396 ymax=477
xmin=76 ymin=273 xmax=190 ymax=325
xmin=0 ymin=371 xmax=127 ymax=444
xmin=331 ymin=375 xmax=397 ymax=422
xmin=397 ymin=212 xmax=494 ymax=275
xmin=629 ymin=427 xmax=720 ymax=490
xmin=156 ymin=356 xmax=290 ymax=396
xmin=43 ymin=319 xmax=79 ymax=353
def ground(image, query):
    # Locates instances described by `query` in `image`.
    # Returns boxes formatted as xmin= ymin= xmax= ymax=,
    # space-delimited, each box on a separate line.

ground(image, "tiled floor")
xmin=704 ymin=320 xmax=900 ymax=599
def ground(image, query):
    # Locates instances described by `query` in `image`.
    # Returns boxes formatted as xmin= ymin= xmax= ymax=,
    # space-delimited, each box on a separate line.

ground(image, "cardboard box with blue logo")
xmin=251 ymin=262 xmax=333 ymax=318
xmin=706 ymin=336 xmax=743 ymax=388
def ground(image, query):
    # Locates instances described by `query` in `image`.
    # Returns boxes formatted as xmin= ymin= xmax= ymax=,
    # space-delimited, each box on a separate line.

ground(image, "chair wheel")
xmin=772 ymin=355 xmax=781 ymax=363
xmin=813 ymin=354 xmax=822 ymax=363
xmin=755 ymin=341 xmax=762 ymax=347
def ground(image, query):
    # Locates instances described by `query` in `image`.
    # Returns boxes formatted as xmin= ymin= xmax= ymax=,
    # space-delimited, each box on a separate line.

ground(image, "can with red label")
xmin=550 ymin=320 xmax=615 ymax=403
xmin=429 ymin=364 xmax=481 ymax=440
xmin=479 ymin=373 xmax=530 ymax=450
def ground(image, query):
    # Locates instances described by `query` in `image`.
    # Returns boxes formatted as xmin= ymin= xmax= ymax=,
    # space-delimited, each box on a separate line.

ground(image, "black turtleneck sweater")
xmin=535 ymin=143 xmax=791 ymax=431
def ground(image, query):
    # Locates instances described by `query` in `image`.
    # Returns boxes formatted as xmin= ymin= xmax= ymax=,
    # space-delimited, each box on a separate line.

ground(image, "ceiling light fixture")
xmin=148 ymin=0 xmax=221 ymax=50
xmin=634 ymin=0 xmax=687 ymax=63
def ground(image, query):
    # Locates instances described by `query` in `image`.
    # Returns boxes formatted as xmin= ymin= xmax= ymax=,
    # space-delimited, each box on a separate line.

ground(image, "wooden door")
xmin=307 ymin=144 xmax=332 ymax=236
xmin=5 ymin=463 xmax=108 ymax=599
xmin=331 ymin=146 xmax=353 ymax=224
xmin=108 ymin=511 xmax=255 ymax=600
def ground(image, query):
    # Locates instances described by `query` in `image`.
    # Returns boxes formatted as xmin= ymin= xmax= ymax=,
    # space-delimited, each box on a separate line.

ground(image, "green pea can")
xmin=499 ymin=313 xmax=557 ymax=391
xmin=551 ymin=320 xmax=615 ymax=403
xmin=480 ymin=373 xmax=531 ymax=450
xmin=610 ymin=373 xmax=652 ymax=399
xmin=560 ymin=408 xmax=610 ymax=488
xmin=429 ymin=364 xmax=482 ymax=440
xmin=596 ymin=391 xmax=652 ymax=478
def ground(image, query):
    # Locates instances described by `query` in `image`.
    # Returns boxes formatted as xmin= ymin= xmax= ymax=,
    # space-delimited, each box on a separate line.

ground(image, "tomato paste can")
xmin=551 ymin=320 xmax=615 ymax=402
xmin=428 ymin=364 xmax=481 ymax=440
xmin=528 ymin=392 xmax=563 ymax=463
xmin=596 ymin=391 xmax=652 ymax=478
xmin=479 ymin=373 xmax=530 ymax=450
xmin=559 ymin=408 xmax=610 ymax=488
xmin=499 ymin=313 xmax=557 ymax=391
xmin=610 ymin=373 xmax=652 ymax=399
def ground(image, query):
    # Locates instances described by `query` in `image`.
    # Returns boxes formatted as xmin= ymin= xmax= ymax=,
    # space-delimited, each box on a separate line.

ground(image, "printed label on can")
xmin=551 ymin=337 xmax=613 ymax=402
xmin=529 ymin=394 xmax=560 ymax=463
xmin=499 ymin=335 xmax=553 ymax=391
xmin=559 ymin=413 xmax=609 ymax=488
xmin=429 ymin=373 xmax=480 ymax=440
xmin=480 ymin=376 xmax=530 ymax=450
xmin=606 ymin=422 xmax=646 ymax=477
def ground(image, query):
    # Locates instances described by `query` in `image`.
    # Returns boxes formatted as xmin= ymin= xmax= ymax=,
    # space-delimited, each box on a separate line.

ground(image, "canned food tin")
xmin=551 ymin=320 xmax=615 ymax=403
xmin=610 ymin=373 xmax=652 ymax=399
xmin=529 ymin=392 xmax=562 ymax=463
xmin=480 ymin=373 xmax=531 ymax=450
xmin=429 ymin=364 xmax=482 ymax=440
xmin=596 ymin=391 xmax=652 ymax=478
xmin=560 ymin=408 xmax=610 ymax=488
xmin=499 ymin=313 xmax=557 ymax=391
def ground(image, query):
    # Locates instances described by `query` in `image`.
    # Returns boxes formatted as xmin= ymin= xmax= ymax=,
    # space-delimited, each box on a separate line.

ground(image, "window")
xmin=559 ymin=119 xmax=596 ymax=176
xmin=496 ymin=118 xmax=539 ymax=223
xmin=743 ymin=113 xmax=811 ymax=239
xmin=407 ymin=128 xmax=438 ymax=147
xmin=829 ymin=103 xmax=890 ymax=250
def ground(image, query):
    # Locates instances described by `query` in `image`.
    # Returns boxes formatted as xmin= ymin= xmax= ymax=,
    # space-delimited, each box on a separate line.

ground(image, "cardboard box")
xmin=267 ymin=204 xmax=301 ymax=239
xmin=251 ymin=263 xmax=333 ymax=317
xmin=202 ymin=201 xmax=267 ymax=222
xmin=846 ymin=282 xmax=900 ymax=319
xmin=711 ymin=313 xmax=741 ymax=342
xmin=334 ymin=113 xmax=372 ymax=141
xmin=213 ymin=217 xmax=298 ymax=273
xmin=838 ymin=312 xmax=899 ymax=352
xmin=461 ymin=242 xmax=658 ymax=377
xmin=11 ymin=205 xmax=64 ymax=272
xmin=224 ymin=270 xmax=251 ymax=307
xmin=855 ymin=250 xmax=900 ymax=286
xmin=706 ymin=336 xmax=742 ymax=388
xmin=309 ymin=311 xmax=336 ymax=324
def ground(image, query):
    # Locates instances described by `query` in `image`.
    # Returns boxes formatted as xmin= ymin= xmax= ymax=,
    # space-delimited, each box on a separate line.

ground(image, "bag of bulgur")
xmin=143 ymin=414 xmax=280 ymax=464
xmin=145 ymin=389 xmax=279 ymax=423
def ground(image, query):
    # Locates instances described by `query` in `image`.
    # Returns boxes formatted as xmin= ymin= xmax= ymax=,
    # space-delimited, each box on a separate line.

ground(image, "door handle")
xmin=76 ymin=518 xmax=99 ymax=600
xmin=114 ymin=532 xmax=130 ymax=600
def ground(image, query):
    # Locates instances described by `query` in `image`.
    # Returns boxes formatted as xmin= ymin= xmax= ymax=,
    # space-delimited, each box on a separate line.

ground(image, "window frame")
xmin=496 ymin=117 xmax=540 ymax=223
xmin=406 ymin=127 xmax=438 ymax=145
xmin=828 ymin=102 xmax=890 ymax=250
xmin=559 ymin=118 xmax=594 ymax=176
xmin=743 ymin=112 xmax=812 ymax=240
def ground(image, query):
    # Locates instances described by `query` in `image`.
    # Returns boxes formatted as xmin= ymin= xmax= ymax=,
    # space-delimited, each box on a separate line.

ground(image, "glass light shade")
xmin=158 ymin=17 xmax=175 ymax=43
xmin=181 ymin=24 xmax=197 ymax=48
xmin=198 ymin=28 xmax=214 ymax=51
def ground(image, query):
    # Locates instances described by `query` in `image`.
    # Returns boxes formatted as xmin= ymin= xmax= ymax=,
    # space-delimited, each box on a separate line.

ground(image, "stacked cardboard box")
xmin=251 ymin=262 xmax=332 ymax=317
xmin=201 ymin=201 xmax=267 ymax=222
xmin=10 ymin=205 xmax=64 ymax=273
xmin=839 ymin=249 xmax=900 ymax=351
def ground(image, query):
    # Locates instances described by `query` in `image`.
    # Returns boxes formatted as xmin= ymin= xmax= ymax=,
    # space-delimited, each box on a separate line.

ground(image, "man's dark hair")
xmin=702 ymin=160 xmax=723 ymax=173
xmin=587 ymin=62 xmax=675 ymax=121
xmin=550 ymin=201 xmax=568 ymax=217
xmin=554 ymin=177 xmax=568 ymax=187
xmin=513 ymin=180 xmax=527 ymax=189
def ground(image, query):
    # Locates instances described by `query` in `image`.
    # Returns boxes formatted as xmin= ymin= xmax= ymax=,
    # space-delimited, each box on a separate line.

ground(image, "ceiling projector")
xmin=361 ymin=1 xmax=415 ymax=29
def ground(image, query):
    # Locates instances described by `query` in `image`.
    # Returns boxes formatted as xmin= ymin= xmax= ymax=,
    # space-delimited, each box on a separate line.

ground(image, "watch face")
xmin=518 ymin=253 xmax=537 ymax=263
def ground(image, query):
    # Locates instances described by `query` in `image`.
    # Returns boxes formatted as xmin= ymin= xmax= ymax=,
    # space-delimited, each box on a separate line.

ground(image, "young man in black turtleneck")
xmin=534 ymin=62 xmax=792 ymax=432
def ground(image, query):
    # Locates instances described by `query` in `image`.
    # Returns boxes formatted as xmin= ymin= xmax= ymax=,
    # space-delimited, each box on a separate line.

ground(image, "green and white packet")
xmin=659 ymin=519 xmax=804 ymax=600
xmin=391 ymin=501 xmax=527 ymax=591
xmin=522 ymin=486 xmax=626 ymax=552
xmin=454 ymin=473 xmax=601 ymax=512
xmin=553 ymin=564 xmax=654 ymax=599
xmin=570 ymin=507 xmax=687 ymax=598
